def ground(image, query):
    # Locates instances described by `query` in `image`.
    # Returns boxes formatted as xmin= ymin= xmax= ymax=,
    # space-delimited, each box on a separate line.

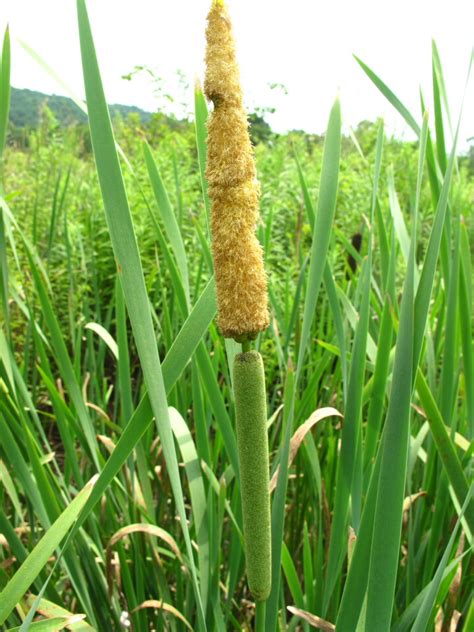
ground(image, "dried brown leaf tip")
xmin=204 ymin=0 xmax=269 ymax=341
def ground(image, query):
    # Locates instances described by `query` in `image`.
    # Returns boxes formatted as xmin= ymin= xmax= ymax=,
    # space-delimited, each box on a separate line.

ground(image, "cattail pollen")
xmin=204 ymin=0 xmax=269 ymax=341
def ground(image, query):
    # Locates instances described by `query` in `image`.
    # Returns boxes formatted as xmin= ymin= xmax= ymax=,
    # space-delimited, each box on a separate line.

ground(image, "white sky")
xmin=1 ymin=0 xmax=473 ymax=149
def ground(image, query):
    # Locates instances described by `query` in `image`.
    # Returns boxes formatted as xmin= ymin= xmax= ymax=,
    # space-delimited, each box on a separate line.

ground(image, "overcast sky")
xmin=1 ymin=0 xmax=473 ymax=148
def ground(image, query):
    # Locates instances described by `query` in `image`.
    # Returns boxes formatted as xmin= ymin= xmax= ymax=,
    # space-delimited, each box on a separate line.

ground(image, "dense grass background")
xmin=0 ymin=4 xmax=473 ymax=630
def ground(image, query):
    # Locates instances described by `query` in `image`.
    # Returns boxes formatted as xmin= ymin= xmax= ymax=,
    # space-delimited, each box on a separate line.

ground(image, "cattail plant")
xmin=204 ymin=0 xmax=272 ymax=619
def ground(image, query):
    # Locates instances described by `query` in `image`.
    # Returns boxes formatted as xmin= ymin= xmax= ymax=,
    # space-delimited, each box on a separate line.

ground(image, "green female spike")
xmin=233 ymin=351 xmax=271 ymax=602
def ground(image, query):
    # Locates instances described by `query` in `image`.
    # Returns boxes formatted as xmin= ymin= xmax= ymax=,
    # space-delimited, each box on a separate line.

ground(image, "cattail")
xmin=233 ymin=351 xmax=271 ymax=601
xmin=204 ymin=0 xmax=269 ymax=341
xmin=204 ymin=0 xmax=272 ymax=606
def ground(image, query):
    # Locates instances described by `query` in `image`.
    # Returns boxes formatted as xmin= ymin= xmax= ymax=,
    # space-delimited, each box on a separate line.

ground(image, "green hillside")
xmin=10 ymin=86 xmax=153 ymax=127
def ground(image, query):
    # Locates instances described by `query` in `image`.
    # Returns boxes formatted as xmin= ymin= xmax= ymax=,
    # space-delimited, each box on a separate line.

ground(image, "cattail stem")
xmin=255 ymin=600 xmax=266 ymax=632
xmin=233 ymin=351 xmax=271 ymax=601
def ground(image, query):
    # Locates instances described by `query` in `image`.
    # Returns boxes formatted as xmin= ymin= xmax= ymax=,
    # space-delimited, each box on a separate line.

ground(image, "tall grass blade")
xmin=415 ymin=370 xmax=474 ymax=533
xmin=266 ymin=365 xmax=296 ymax=632
xmin=414 ymin=122 xmax=459 ymax=372
xmin=363 ymin=117 xmax=420 ymax=632
xmin=0 ymin=26 xmax=11 ymax=163
xmin=143 ymin=142 xmax=190 ymax=302
xmin=194 ymin=82 xmax=211 ymax=228
xmin=0 ymin=27 xmax=11 ymax=334
xmin=170 ymin=408 xmax=210 ymax=611
xmin=76 ymin=1 xmax=206 ymax=625
xmin=323 ymin=122 xmax=382 ymax=613
xmin=296 ymin=97 xmax=341 ymax=379
xmin=410 ymin=490 xmax=472 ymax=632
xmin=459 ymin=219 xmax=473 ymax=435
xmin=354 ymin=55 xmax=420 ymax=135
xmin=26 ymin=250 xmax=100 ymax=469
xmin=0 ymin=477 xmax=96 ymax=625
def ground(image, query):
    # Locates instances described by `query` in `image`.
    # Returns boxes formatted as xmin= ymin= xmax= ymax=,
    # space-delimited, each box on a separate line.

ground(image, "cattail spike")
xmin=233 ymin=351 xmax=271 ymax=601
xmin=204 ymin=0 xmax=269 ymax=341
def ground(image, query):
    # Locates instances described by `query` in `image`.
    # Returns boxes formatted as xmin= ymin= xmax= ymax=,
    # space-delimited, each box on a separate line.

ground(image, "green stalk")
xmin=255 ymin=600 xmax=266 ymax=632
xmin=233 ymin=351 xmax=271 ymax=602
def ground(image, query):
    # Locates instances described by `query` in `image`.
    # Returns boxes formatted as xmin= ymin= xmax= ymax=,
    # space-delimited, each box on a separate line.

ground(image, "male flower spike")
xmin=204 ymin=0 xmax=269 ymax=341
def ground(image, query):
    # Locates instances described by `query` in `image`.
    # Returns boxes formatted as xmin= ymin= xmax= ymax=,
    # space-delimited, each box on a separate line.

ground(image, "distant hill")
xmin=9 ymin=86 xmax=275 ymax=144
xmin=10 ymin=87 xmax=153 ymax=127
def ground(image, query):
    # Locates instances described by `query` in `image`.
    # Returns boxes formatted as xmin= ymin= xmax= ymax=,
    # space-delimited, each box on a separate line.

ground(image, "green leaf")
xmin=194 ymin=82 xmax=211 ymax=230
xmin=0 ymin=27 xmax=11 ymax=162
xmin=0 ymin=27 xmax=11 ymax=332
xmin=415 ymin=370 xmax=474 ymax=534
xmin=169 ymin=407 xmax=210 ymax=610
xmin=26 ymin=250 xmax=100 ymax=469
xmin=7 ymin=617 xmax=80 ymax=631
xmin=84 ymin=322 xmax=118 ymax=360
xmin=431 ymin=44 xmax=448 ymax=173
xmin=0 ymin=477 xmax=96 ymax=625
xmin=413 ymin=99 xmax=460 ymax=372
xmin=323 ymin=255 xmax=372 ymax=610
xmin=411 ymin=489 xmax=472 ymax=632
xmin=282 ymin=542 xmax=305 ymax=608
xmin=354 ymin=56 xmax=420 ymax=136
xmin=266 ymin=365 xmax=296 ymax=632
xmin=296 ymin=96 xmax=341 ymax=379
xmin=391 ymin=557 xmax=466 ymax=632
xmin=76 ymin=1 xmax=206 ymax=625
xmin=364 ymin=123 xmax=418 ymax=632
xmin=143 ymin=142 xmax=190 ymax=302
xmin=323 ymin=122 xmax=382 ymax=612
xmin=387 ymin=168 xmax=410 ymax=265
xmin=52 ymin=278 xmax=217 ymax=611
xmin=459 ymin=219 xmax=474 ymax=434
